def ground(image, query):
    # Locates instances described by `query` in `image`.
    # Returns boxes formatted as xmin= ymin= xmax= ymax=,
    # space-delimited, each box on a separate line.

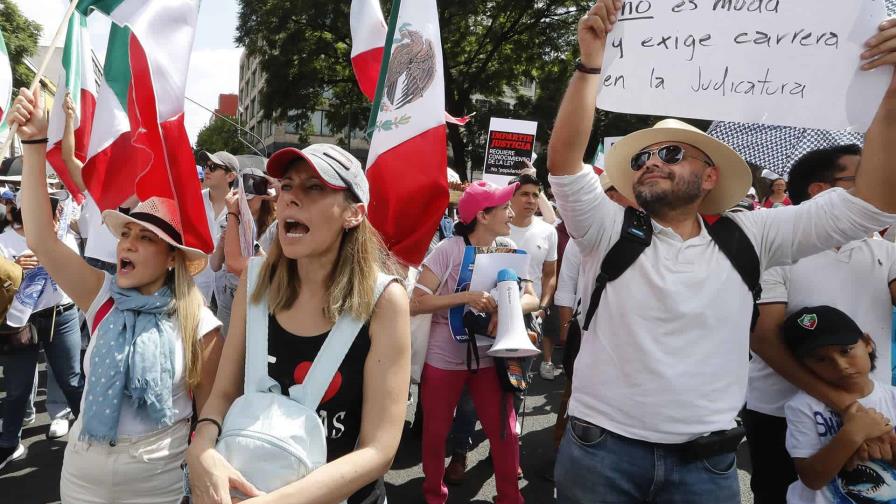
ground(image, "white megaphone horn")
xmin=487 ymin=268 xmax=541 ymax=358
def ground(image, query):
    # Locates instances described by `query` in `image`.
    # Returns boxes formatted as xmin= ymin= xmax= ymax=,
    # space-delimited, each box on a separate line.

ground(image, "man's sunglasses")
xmin=205 ymin=161 xmax=230 ymax=173
xmin=630 ymin=144 xmax=713 ymax=171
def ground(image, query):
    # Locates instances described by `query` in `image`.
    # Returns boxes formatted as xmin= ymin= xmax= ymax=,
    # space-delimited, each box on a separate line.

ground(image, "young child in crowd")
xmin=784 ymin=305 xmax=896 ymax=504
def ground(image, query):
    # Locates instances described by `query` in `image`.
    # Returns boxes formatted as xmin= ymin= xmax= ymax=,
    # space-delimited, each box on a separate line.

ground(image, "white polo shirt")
xmin=746 ymin=236 xmax=896 ymax=417
xmin=550 ymin=168 xmax=896 ymax=443
xmin=509 ymin=218 xmax=558 ymax=299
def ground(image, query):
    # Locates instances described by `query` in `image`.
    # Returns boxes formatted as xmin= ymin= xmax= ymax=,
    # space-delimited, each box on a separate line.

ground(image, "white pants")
xmin=61 ymin=418 xmax=190 ymax=504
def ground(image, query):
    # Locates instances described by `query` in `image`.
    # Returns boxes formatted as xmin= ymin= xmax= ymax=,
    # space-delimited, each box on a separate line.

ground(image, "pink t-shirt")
xmin=422 ymin=236 xmax=497 ymax=371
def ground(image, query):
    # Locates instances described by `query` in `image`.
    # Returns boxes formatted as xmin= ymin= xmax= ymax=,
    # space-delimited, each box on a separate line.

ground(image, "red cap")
xmin=458 ymin=180 xmax=519 ymax=224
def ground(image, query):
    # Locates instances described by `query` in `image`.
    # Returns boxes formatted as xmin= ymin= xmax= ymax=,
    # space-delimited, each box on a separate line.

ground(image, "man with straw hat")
xmin=547 ymin=1 xmax=896 ymax=502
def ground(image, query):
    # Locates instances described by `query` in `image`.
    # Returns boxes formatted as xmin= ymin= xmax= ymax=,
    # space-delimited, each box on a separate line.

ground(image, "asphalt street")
xmin=1 ymin=352 xmax=755 ymax=503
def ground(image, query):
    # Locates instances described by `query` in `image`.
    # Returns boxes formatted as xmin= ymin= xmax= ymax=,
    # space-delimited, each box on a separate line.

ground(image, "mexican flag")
xmin=75 ymin=0 xmax=212 ymax=253
xmin=350 ymin=0 xmax=470 ymax=126
xmin=46 ymin=12 xmax=96 ymax=204
xmin=365 ymin=0 xmax=448 ymax=266
xmin=0 ymin=26 xmax=12 ymax=147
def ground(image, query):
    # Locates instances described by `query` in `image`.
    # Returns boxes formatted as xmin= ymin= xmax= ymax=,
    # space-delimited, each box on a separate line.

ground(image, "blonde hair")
xmin=169 ymin=252 xmax=205 ymax=388
xmin=251 ymin=206 xmax=396 ymax=322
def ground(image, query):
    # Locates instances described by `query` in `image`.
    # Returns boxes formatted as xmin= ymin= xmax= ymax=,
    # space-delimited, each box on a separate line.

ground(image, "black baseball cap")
xmin=782 ymin=305 xmax=864 ymax=358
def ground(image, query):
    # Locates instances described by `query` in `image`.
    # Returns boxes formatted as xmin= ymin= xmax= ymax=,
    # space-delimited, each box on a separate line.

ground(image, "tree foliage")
xmin=0 ymin=0 xmax=42 ymax=91
xmin=237 ymin=0 xmax=595 ymax=180
xmin=195 ymin=116 xmax=253 ymax=156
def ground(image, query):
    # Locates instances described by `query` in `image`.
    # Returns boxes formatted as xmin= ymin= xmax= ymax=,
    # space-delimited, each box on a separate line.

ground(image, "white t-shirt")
xmin=554 ymin=240 xmax=581 ymax=310
xmin=195 ymin=189 xmax=227 ymax=303
xmin=82 ymin=273 xmax=222 ymax=437
xmin=78 ymin=194 xmax=118 ymax=264
xmin=509 ymin=218 xmax=557 ymax=299
xmin=0 ymin=227 xmax=79 ymax=307
xmin=748 ymin=237 xmax=896 ymax=417
xmin=785 ymin=381 xmax=896 ymax=504
xmin=550 ymin=168 xmax=896 ymax=443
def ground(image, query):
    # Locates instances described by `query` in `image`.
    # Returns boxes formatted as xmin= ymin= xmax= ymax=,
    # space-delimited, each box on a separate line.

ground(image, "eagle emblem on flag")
xmin=384 ymin=23 xmax=436 ymax=110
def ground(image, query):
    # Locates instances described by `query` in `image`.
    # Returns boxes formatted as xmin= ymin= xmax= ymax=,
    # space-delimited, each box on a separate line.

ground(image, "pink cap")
xmin=458 ymin=180 xmax=519 ymax=224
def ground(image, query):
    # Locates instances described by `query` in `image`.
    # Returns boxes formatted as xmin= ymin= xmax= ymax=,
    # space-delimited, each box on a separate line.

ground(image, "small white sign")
xmin=482 ymin=118 xmax=538 ymax=187
xmin=597 ymin=0 xmax=893 ymax=132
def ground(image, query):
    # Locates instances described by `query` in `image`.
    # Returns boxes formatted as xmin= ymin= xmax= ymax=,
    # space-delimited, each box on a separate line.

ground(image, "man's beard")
xmin=633 ymin=168 xmax=704 ymax=215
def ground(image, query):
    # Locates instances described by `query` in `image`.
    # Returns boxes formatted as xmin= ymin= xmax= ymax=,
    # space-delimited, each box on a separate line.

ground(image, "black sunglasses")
xmin=205 ymin=161 xmax=230 ymax=173
xmin=630 ymin=144 xmax=713 ymax=171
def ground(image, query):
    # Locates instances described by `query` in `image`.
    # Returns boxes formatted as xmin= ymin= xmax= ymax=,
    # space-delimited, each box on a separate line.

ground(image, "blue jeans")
xmin=448 ymin=388 xmax=477 ymax=455
xmin=555 ymin=419 xmax=740 ymax=504
xmin=0 ymin=307 xmax=83 ymax=447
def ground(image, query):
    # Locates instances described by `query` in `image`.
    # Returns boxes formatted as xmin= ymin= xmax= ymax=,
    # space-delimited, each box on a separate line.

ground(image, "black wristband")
xmin=194 ymin=417 xmax=223 ymax=439
xmin=21 ymin=138 xmax=49 ymax=145
xmin=574 ymin=59 xmax=602 ymax=75
xmin=226 ymin=212 xmax=240 ymax=223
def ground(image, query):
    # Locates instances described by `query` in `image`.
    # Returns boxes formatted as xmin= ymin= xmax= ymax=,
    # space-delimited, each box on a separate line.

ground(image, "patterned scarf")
xmin=79 ymin=283 xmax=177 ymax=443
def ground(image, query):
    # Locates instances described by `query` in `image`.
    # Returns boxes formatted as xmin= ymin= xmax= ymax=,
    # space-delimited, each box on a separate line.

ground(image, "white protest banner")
xmin=482 ymin=118 xmax=538 ymax=186
xmin=597 ymin=0 xmax=893 ymax=132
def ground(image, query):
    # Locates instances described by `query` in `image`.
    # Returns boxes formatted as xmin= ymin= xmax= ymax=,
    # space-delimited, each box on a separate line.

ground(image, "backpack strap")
xmin=244 ymin=256 xmax=280 ymax=395
xmin=581 ymin=206 xmax=653 ymax=331
xmin=706 ymin=216 xmax=762 ymax=330
xmin=291 ymin=273 xmax=399 ymax=410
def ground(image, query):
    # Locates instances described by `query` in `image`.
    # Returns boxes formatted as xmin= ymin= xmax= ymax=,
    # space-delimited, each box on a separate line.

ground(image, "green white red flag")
xmin=365 ymin=0 xmax=448 ymax=266
xmin=75 ymin=0 xmax=212 ymax=252
xmin=0 ymin=25 xmax=12 ymax=145
xmin=350 ymin=0 xmax=470 ymax=126
xmin=47 ymin=12 xmax=96 ymax=204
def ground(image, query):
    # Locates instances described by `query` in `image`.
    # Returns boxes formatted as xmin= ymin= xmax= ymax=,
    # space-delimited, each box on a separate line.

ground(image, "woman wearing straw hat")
xmin=9 ymin=88 xmax=225 ymax=504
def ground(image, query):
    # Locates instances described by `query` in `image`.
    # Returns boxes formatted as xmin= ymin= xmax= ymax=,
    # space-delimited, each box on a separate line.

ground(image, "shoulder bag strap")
xmin=582 ymin=206 xmax=653 ymax=331
xmin=706 ymin=215 xmax=762 ymax=330
xmin=244 ymin=256 xmax=279 ymax=395
xmin=290 ymin=273 xmax=399 ymax=409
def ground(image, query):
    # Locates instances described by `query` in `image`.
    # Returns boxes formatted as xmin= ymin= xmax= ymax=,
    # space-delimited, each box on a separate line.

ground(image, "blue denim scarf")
xmin=79 ymin=283 xmax=176 ymax=443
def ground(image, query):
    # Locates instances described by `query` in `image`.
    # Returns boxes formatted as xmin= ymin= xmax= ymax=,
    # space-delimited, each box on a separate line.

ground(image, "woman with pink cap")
xmin=412 ymin=180 xmax=538 ymax=504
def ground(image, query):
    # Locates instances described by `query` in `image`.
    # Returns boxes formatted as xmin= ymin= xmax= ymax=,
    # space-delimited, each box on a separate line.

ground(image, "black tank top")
xmin=267 ymin=315 xmax=386 ymax=504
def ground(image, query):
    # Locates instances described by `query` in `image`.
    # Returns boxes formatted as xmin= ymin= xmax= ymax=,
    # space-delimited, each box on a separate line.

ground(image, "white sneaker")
xmin=47 ymin=418 xmax=70 ymax=439
xmin=539 ymin=361 xmax=556 ymax=381
xmin=0 ymin=443 xmax=25 ymax=471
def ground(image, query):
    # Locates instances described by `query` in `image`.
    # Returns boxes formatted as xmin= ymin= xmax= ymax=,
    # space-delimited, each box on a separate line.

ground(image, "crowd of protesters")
xmin=3 ymin=1 xmax=896 ymax=503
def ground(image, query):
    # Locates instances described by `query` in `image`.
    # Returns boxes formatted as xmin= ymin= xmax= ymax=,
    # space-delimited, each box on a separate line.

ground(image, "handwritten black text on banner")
xmin=597 ymin=0 xmax=893 ymax=132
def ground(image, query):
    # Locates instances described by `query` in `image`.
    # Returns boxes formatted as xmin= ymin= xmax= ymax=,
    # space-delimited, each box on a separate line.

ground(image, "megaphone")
xmin=487 ymin=268 xmax=541 ymax=358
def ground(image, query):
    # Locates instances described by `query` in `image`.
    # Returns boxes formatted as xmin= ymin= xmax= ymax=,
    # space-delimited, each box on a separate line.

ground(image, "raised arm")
xmin=10 ymin=88 xmax=103 ymax=310
xmin=855 ymin=20 xmax=896 ymax=213
xmin=60 ymin=93 xmax=86 ymax=193
xmin=546 ymin=0 xmax=620 ymax=177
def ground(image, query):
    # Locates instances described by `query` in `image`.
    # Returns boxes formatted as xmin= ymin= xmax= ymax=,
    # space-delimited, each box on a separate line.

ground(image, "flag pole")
xmin=365 ymin=0 xmax=403 ymax=141
xmin=2 ymin=0 xmax=79 ymax=157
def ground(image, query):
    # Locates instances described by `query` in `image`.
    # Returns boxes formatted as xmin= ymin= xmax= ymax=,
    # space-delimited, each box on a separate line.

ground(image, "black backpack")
xmin=580 ymin=206 xmax=762 ymax=332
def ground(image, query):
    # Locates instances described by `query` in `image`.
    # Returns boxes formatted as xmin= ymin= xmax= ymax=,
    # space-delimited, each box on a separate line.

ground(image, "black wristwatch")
xmin=539 ymin=305 xmax=551 ymax=315
xmin=575 ymin=58 xmax=602 ymax=75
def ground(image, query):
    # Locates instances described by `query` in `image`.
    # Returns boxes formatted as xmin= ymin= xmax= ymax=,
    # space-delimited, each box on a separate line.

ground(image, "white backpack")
xmin=216 ymin=257 xmax=395 ymax=498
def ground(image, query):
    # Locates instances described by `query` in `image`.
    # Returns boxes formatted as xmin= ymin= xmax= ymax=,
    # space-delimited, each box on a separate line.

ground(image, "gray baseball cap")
xmin=199 ymin=150 xmax=240 ymax=173
xmin=266 ymin=144 xmax=368 ymax=204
